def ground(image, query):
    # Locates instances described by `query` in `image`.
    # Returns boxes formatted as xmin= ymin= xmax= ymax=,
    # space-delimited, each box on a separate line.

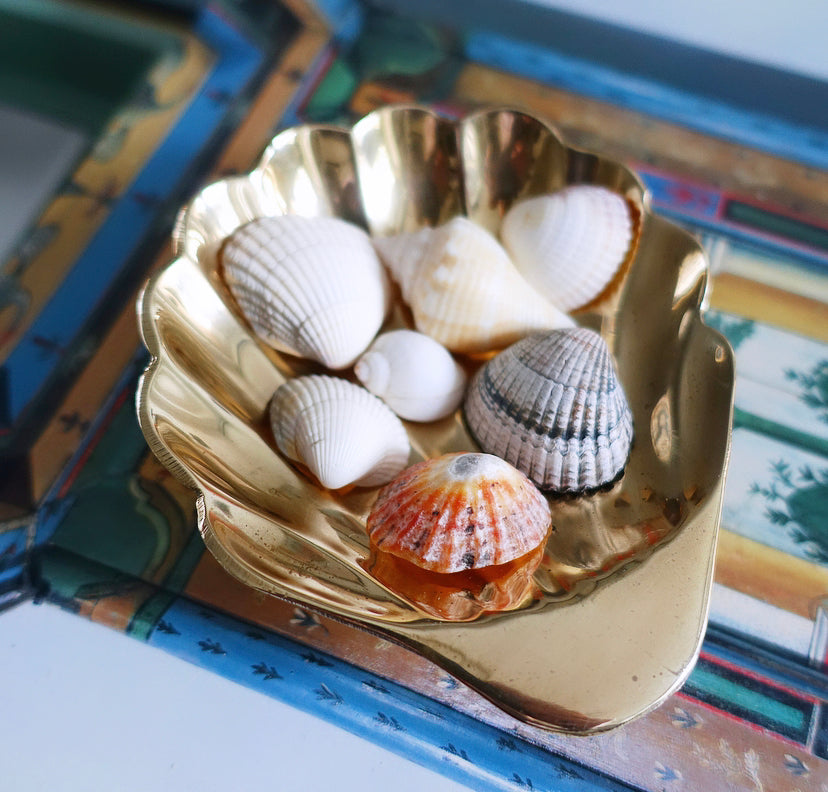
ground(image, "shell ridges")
xmin=367 ymin=452 xmax=551 ymax=573
xmin=221 ymin=214 xmax=390 ymax=369
xmin=374 ymin=216 xmax=573 ymax=354
xmin=501 ymin=185 xmax=637 ymax=312
xmin=270 ymin=374 xmax=410 ymax=490
xmin=464 ymin=328 xmax=634 ymax=492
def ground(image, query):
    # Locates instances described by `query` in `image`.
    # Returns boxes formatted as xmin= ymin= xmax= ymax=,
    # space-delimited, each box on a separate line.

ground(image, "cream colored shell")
xmin=354 ymin=329 xmax=467 ymax=422
xmin=269 ymin=375 xmax=410 ymax=490
xmin=501 ymin=185 xmax=635 ymax=312
xmin=374 ymin=216 xmax=573 ymax=354
xmin=221 ymin=214 xmax=390 ymax=369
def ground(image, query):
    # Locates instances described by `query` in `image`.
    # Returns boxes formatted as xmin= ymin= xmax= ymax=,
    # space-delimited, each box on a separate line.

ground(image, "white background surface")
xmin=530 ymin=0 xmax=828 ymax=81
xmin=0 ymin=104 xmax=86 ymax=265
xmin=0 ymin=601 xmax=471 ymax=792
xmin=3 ymin=1 xmax=826 ymax=790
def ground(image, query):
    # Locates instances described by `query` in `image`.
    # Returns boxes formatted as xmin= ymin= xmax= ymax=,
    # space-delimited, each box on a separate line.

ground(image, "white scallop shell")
xmin=374 ymin=216 xmax=573 ymax=354
xmin=269 ymin=375 xmax=410 ymax=490
xmin=501 ymin=185 xmax=636 ymax=312
xmin=463 ymin=327 xmax=634 ymax=492
xmin=222 ymin=214 xmax=391 ymax=369
xmin=354 ymin=329 xmax=467 ymax=422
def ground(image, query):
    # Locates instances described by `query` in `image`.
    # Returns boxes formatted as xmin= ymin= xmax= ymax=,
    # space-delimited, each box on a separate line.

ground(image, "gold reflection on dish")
xmin=137 ymin=105 xmax=734 ymax=733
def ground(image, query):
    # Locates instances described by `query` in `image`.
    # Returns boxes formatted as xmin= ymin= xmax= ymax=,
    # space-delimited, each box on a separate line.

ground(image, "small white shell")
xmin=464 ymin=328 xmax=634 ymax=492
xmin=270 ymin=375 xmax=410 ymax=489
xmin=354 ymin=330 xmax=467 ymax=422
xmin=501 ymin=185 xmax=636 ymax=312
xmin=222 ymin=215 xmax=391 ymax=369
xmin=374 ymin=216 xmax=573 ymax=354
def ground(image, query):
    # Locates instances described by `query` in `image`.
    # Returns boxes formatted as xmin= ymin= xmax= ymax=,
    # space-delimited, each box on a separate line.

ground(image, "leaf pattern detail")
xmin=374 ymin=712 xmax=405 ymax=731
xmin=670 ymin=706 xmax=701 ymax=729
xmin=251 ymin=662 xmax=282 ymax=681
xmin=156 ymin=620 xmax=180 ymax=635
xmin=302 ymin=651 xmax=333 ymax=667
xmin=654 ymin=762 xmax=682 ymax=782
xmin=290 ymin=608 xmax=328 ymax=632
xmin=784 ymin=754 xmax=809 ymax=777
xmin=198 ymin=639 xmax=225 ymax=655
xmin=315 ymin=684 xmax=343 ymax=704
xmin=442 ymin=743 xmax=469 ymax=761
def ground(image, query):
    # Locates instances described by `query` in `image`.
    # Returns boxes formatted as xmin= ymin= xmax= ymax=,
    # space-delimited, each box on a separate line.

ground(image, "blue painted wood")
xmin=0 ymin=7 xmax=263 ymax=424
xmin=369 ymin=0 xmax=828 ymax=134
xmin=149 ymin=596 xmax=644 ymax=792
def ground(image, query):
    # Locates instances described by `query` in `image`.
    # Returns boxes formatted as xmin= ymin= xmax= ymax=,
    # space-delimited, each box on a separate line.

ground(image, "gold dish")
xmin=136 ymin=106 xmax=734 ymax=733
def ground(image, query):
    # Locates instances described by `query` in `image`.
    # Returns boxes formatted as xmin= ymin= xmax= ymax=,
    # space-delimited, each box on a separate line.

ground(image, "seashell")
xmin=354 ymin=329 xmax=467 ymax=422
xmin=367 ymin=452 xmax=551 ymax=573
xmin=463 ymin=327 xmax=634 ymax=493
xmin=368 ymin=540 xmax=545 ymax=621
xmin=373 ymin=216 xmax=573 ymax=354
xmin=269 ymin=374 xmax=410 ymax=489
xmin=501 ymin=185 xmax=638 ymax=312
xmin=221 ymin=214 xmax=391 ymax=369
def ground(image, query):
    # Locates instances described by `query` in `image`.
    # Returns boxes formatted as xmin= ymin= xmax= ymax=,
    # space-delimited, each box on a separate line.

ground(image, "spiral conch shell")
xmin=269 ymin=375 xmax=409 ymax=490
xmin=373 ymin=216 xmax=573 ymax=354
xmin=367 ymin=452 xmax=551 ymax=573
xmin=221 ymin=214 xmax=390 ymax=369
xmin=501 ymin=185 xmax=638 ymax=312
xmin=354 ymin=329 xmax=467 ymax=422
xmin=464 ymin=327 xmax=634 ymax=493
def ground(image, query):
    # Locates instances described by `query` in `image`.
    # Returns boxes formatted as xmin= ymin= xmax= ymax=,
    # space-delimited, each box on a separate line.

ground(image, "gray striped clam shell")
xmin=463 ymin=327 xmax=633 ymax=493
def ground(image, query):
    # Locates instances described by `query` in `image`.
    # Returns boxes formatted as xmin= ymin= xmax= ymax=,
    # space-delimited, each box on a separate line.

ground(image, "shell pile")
xmin=218 ymin=180 xmax=639 ymax=616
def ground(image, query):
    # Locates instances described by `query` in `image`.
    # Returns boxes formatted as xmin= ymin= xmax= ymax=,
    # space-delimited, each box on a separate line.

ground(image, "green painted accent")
xmin=51 ymin=399 xmax=169 ymax=578
xmin=37 ymin=545 xmax=135 ymax=604
xmin=0 ymin=0 xmax=179 ymax=134
xmin=355 ymin=14 xmax=449 ymax=80
xmin=127 ymin=526 xmax=207 ymax=639
xmin=303 ymin=58 xmax=358 ymax=122
xmin=725 ymin=200 xmax=828 ymax=252
xmin=52 ymin=483 xmax=160 ymax=579
xmin=127 ymin=589 xmax=178 ymax=641
xmin=72 ymin=398 xmax=150 ymax=485
xmin=704 ymin=311 xmax=756 ymax=352
xmin=160 ymin=526 xmax=205 ymax=594
xmin=733 ymin=406 xmax=828 ymax=458
xmin=687 ymin=666 xmax=808 ymax=731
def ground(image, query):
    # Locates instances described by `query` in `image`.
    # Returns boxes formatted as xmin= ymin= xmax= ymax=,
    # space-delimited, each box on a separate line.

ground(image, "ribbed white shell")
xmin=501 ymin=185 xmax=635 ymax=312
xmin=221 ymin=215 xmax=391 ymax=369
xmin=463 ymin=328 xmax=634 ymax=492
xmin=374 ymin=216 xmax=573 ymax=354
xmin=269 ymin=375 xmax=410 ymax=490
xmin=354 ymin=329 xmax=467 ymax=422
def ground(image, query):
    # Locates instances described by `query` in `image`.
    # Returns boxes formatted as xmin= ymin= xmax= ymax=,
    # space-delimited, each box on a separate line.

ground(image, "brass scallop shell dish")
xmin=137 ymin=106 xmax=734 ymax=733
